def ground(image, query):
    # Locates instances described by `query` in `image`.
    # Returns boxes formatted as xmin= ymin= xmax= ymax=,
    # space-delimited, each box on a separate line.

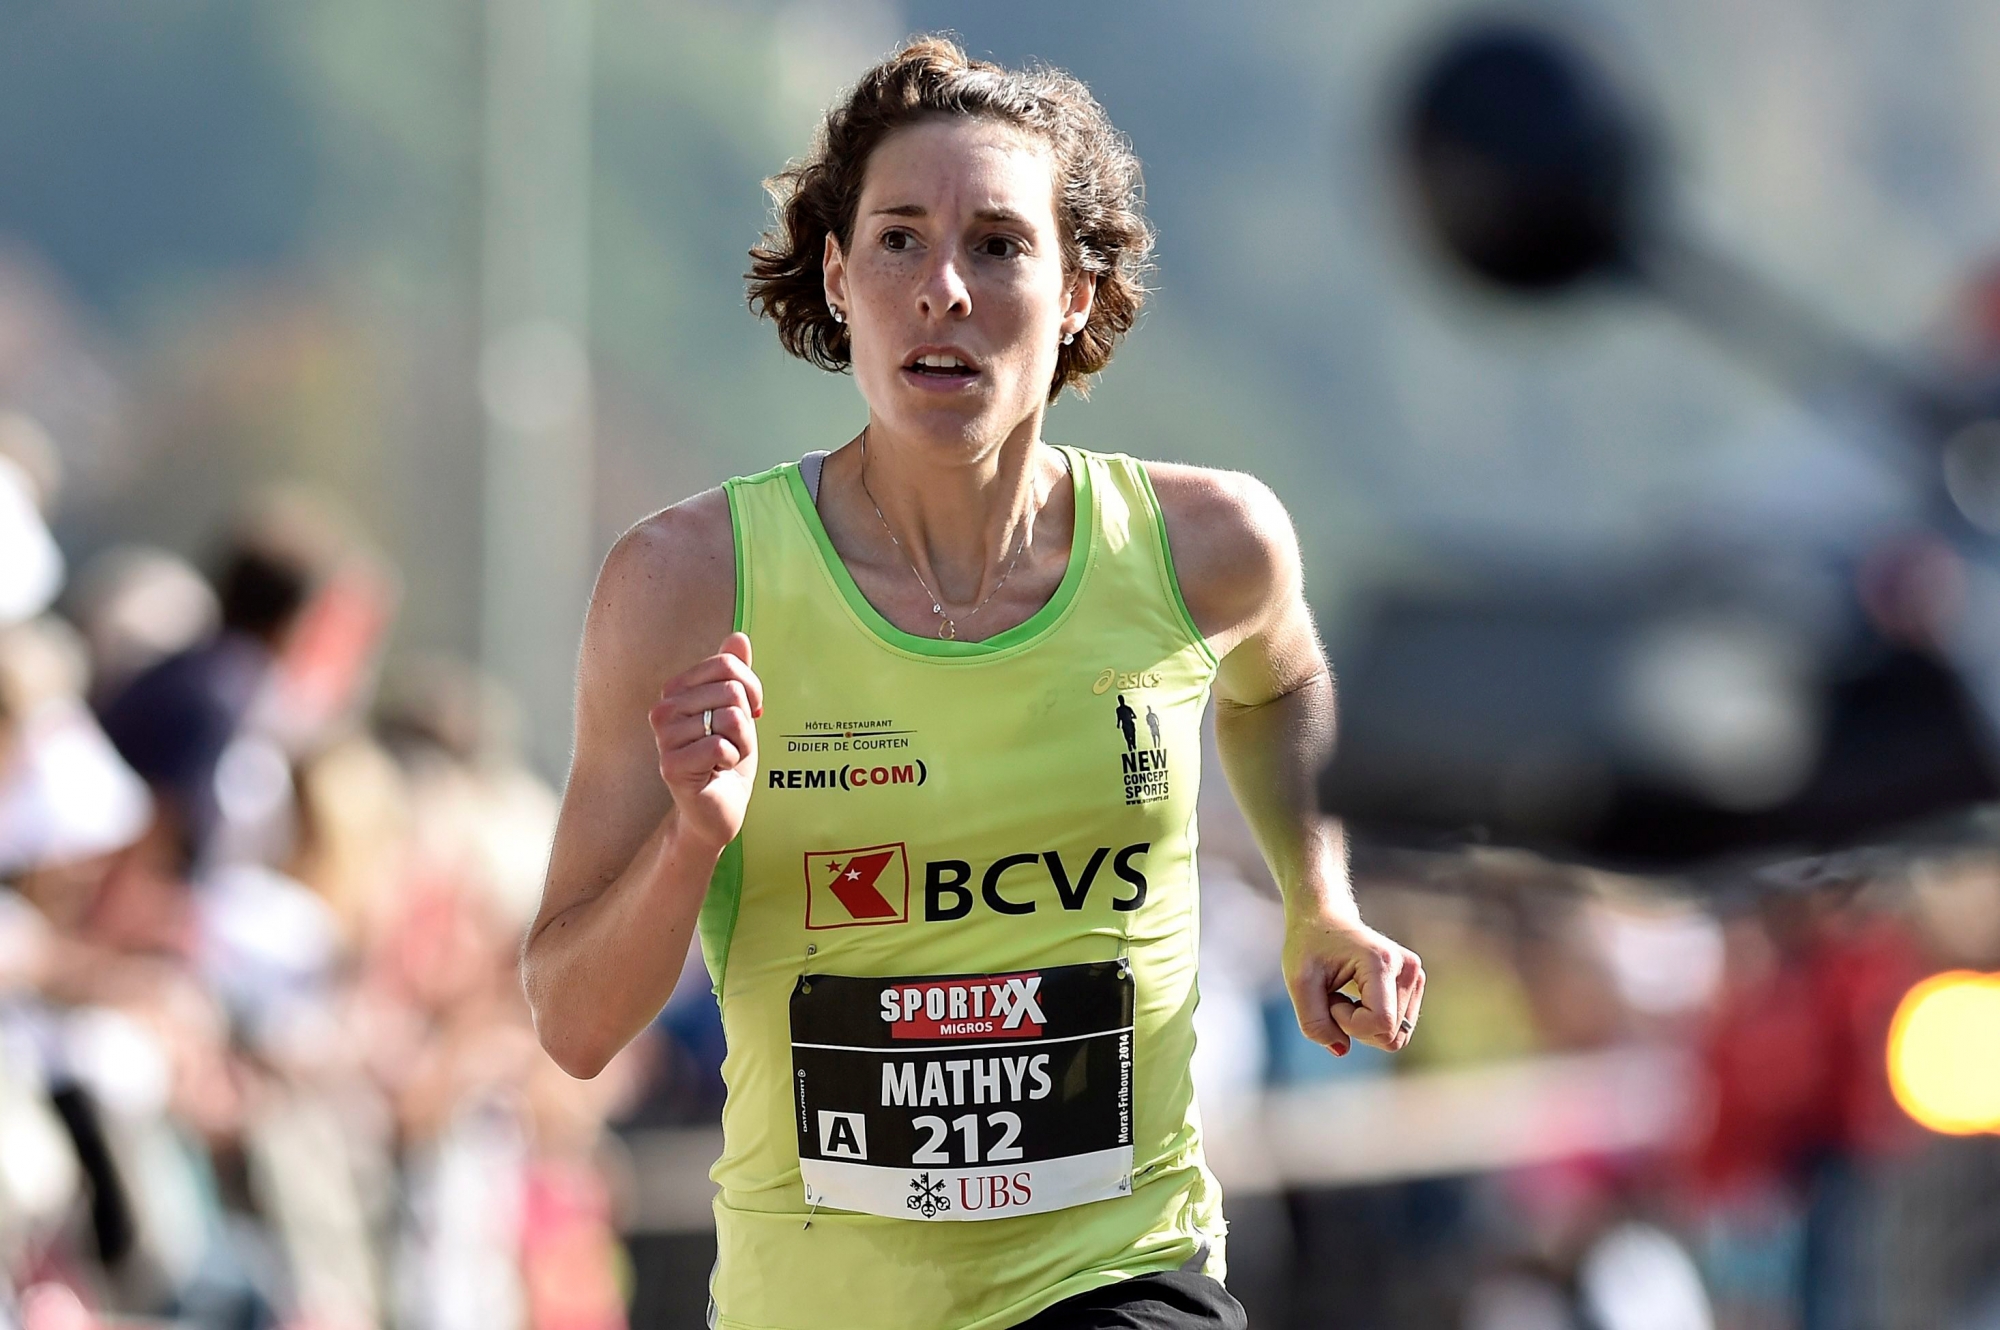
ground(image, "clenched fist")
xmin=1282 ymin=903 xmax=1425 ymax=1057
xmin=648 ymin=632 xmax=762 ymax=851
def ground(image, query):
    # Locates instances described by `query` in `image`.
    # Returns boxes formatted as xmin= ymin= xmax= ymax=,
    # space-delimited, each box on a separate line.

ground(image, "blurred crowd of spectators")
xmin=0 ymin=418 xmax=660 ymax=1330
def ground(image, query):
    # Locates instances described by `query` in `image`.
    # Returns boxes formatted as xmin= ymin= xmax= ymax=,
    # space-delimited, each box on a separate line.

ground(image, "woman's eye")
xmin=881 ymin=229 xmax=913 ymax=252
xmin=980 ymin=237 xmax=1023 ymax=259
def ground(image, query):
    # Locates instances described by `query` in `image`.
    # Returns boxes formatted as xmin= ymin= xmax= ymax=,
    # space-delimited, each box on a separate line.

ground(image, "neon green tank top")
xmin=701 ymin=447 xmax=1224 ymax=1329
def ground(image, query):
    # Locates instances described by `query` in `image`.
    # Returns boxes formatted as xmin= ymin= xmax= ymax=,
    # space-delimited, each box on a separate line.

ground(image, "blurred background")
xmin=2 ymin=0 xmax=2000 ymax=1327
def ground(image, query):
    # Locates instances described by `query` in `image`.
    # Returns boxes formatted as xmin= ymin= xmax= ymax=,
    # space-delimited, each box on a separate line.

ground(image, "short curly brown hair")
xmin=746 ymin=36 xmax=1153 ymax=403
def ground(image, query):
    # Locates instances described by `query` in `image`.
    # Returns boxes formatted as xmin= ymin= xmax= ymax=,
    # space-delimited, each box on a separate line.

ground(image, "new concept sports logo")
xmin=805 ymin=844 xmax=911 ymax=929
xmin=1112 ymin=692 xmax=1171 ymax=806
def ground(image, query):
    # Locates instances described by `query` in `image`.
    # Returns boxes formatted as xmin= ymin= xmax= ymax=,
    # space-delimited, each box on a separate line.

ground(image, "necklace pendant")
xmin=937 ymin=618 xmax=956 ymax=640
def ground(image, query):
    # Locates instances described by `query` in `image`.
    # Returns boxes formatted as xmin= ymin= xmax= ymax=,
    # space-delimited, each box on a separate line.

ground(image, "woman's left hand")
xmin=1279 ymin=904 xmax=1425 ymax=1056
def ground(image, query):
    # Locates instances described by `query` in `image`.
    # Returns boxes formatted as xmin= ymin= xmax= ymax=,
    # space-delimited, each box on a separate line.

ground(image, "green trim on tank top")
xmin=697 ymin=479 xmax=758 ymax=1001
xmin=1130 ymin=459 xmax=1220 ymax=672
xmin=729 ymin=469 xmax=754 ymax=636
xmin=777 ymin=443 xmax=1096 ymax=661
xmin=696 ymin=836 xmax=743 ymax=999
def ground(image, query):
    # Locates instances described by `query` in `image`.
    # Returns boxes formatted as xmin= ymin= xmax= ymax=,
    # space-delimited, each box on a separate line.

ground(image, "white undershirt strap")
xmin=799 ymin=450 xmax=830 ymax=505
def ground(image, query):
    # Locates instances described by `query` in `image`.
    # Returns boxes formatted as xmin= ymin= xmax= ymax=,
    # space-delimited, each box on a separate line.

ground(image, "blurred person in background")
xmin=66 ymin=546 xmax=220 ymax=709
xmin=523 ymin=37 xmax=1423 ymax=1330
xmin=366 ymin=654 xmax=634 ymax=1330
xmin=1681 ymin=880 xmax=1923 ymax=1330
xmin=95 ymin=494 xmax=349 ymax=874
xmin=1869 ymin=852 xmax=2000 ymax=1330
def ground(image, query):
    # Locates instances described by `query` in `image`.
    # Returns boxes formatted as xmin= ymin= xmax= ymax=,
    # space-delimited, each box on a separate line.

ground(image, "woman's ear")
xmin=823 ymin=231 xmax=849 ymax=321
xmin=1062 ymin=270 xmax=1098 ymax=339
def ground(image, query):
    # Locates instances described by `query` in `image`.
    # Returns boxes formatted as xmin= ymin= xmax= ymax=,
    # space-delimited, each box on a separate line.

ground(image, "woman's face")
xmin=825 ymin=116 xmax=1092 ymax=451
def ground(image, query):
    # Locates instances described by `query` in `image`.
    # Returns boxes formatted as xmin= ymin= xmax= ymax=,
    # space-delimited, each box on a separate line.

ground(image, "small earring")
xmin=832 ymin=308 xmax=845 ymax=324
xmin=1061 ymin=331 xmax=1074 ymax=346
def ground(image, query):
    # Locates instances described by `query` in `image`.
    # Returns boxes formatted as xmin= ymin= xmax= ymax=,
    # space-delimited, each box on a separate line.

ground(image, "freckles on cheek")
xmin=856 ymin=249 xmax=918 ymax=294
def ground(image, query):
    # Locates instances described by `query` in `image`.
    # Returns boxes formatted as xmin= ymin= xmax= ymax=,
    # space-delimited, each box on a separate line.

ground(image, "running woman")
xmin=523 ymin=38 xmax=1424 ymax=1330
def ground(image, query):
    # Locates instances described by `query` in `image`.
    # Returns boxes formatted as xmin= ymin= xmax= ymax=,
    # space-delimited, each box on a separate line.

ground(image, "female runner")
xmin=524 ymin=37 xmax=1424 ymax=1330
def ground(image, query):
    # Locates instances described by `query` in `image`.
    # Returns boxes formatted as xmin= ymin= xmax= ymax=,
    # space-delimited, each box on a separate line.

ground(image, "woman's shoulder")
xmin=1137 ymin=458 xmax=1297 ymax=577
xmin=587 ymin=487 xmax=737 ymax=678
xmin=1132 ymin=458 xmax=1302 ymax=649
xmin=605 ymin=486 xmax=735 ymax=591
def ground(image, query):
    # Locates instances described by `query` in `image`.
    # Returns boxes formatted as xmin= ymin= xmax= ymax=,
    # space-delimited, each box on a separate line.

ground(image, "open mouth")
xmin=904 ymin=352 xmax=979 ymax=380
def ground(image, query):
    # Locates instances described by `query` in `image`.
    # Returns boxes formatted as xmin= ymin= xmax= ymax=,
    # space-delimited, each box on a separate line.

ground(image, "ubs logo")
xmin=908 ymin=1173 xmax=951 ymax=1218
xmin=1093 ymin=667 xmax=1162 ymax=695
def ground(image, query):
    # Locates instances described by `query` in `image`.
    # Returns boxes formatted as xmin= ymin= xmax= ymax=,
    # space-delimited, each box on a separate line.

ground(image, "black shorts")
xmin=1014 ymin=1273 xmax=1247 ymax=1330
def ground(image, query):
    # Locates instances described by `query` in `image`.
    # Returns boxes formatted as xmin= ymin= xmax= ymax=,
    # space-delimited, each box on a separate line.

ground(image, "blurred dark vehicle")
xmin=1320 ymin=18 xmax=2000 ymax=873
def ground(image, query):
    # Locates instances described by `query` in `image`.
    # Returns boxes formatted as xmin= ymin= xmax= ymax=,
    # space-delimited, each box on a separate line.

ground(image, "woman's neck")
xmin=821 ymin=413 xmax=1076 ymax=638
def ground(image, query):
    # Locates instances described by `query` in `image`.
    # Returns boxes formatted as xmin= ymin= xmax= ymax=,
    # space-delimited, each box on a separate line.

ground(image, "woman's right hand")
xmin=649 ymin=631 xmax=762 ymax=851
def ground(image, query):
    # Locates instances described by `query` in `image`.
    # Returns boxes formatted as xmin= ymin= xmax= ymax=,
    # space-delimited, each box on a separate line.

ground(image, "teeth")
xmin=915 ymin=354 xmax=966 ymax=369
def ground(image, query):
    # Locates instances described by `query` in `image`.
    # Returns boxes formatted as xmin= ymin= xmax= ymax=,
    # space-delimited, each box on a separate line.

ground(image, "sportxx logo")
xmin=878 ymin=973 xmax=1046 ymax=1040
xmin=804 ymin=843 xmax=911 ymax=929
xmin=1093 ymin=667 xmax=1162 ymax=695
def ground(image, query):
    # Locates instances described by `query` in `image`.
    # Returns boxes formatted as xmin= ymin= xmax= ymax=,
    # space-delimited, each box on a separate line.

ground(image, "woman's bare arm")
xmin=1148 ymin=462 xmax=1423 ymax=1054
xmin=521 ymin=489 xmax=761 ymax=1079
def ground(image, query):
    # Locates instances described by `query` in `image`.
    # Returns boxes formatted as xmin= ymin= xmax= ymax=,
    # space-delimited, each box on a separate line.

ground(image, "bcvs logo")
xmin=805 ymin=844 xmax=1152 ymax=927
xmin=923 ymin=845 xmax=1150 ymax=919
xmin=804 ymin=844 xmax=912 ymax=929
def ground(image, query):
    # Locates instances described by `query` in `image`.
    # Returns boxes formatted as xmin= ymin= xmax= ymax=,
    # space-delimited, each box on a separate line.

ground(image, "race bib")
xmin=790 ymin=960 xmax=1135 ymax=1221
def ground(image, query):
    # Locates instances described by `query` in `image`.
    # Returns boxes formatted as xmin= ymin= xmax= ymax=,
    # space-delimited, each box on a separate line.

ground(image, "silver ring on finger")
xmin=702 ymin=708 xmax=714 ymax=737
xmin=1398 ymin=1018 xmax=1415 ymax=1035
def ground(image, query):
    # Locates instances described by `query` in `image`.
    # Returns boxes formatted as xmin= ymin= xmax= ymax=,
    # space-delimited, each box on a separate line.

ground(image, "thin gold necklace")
xmin=857 ymin=430 xmax=1031 ymax=641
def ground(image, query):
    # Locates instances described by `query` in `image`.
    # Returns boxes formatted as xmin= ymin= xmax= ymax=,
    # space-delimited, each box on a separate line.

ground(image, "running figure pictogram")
xmin=1115 ymin=693 xmax=1139 ymax=751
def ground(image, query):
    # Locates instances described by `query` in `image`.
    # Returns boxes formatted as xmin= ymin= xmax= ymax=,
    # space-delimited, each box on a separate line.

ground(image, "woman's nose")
xmin=916 ymin=248 xmax=972 ymax=319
